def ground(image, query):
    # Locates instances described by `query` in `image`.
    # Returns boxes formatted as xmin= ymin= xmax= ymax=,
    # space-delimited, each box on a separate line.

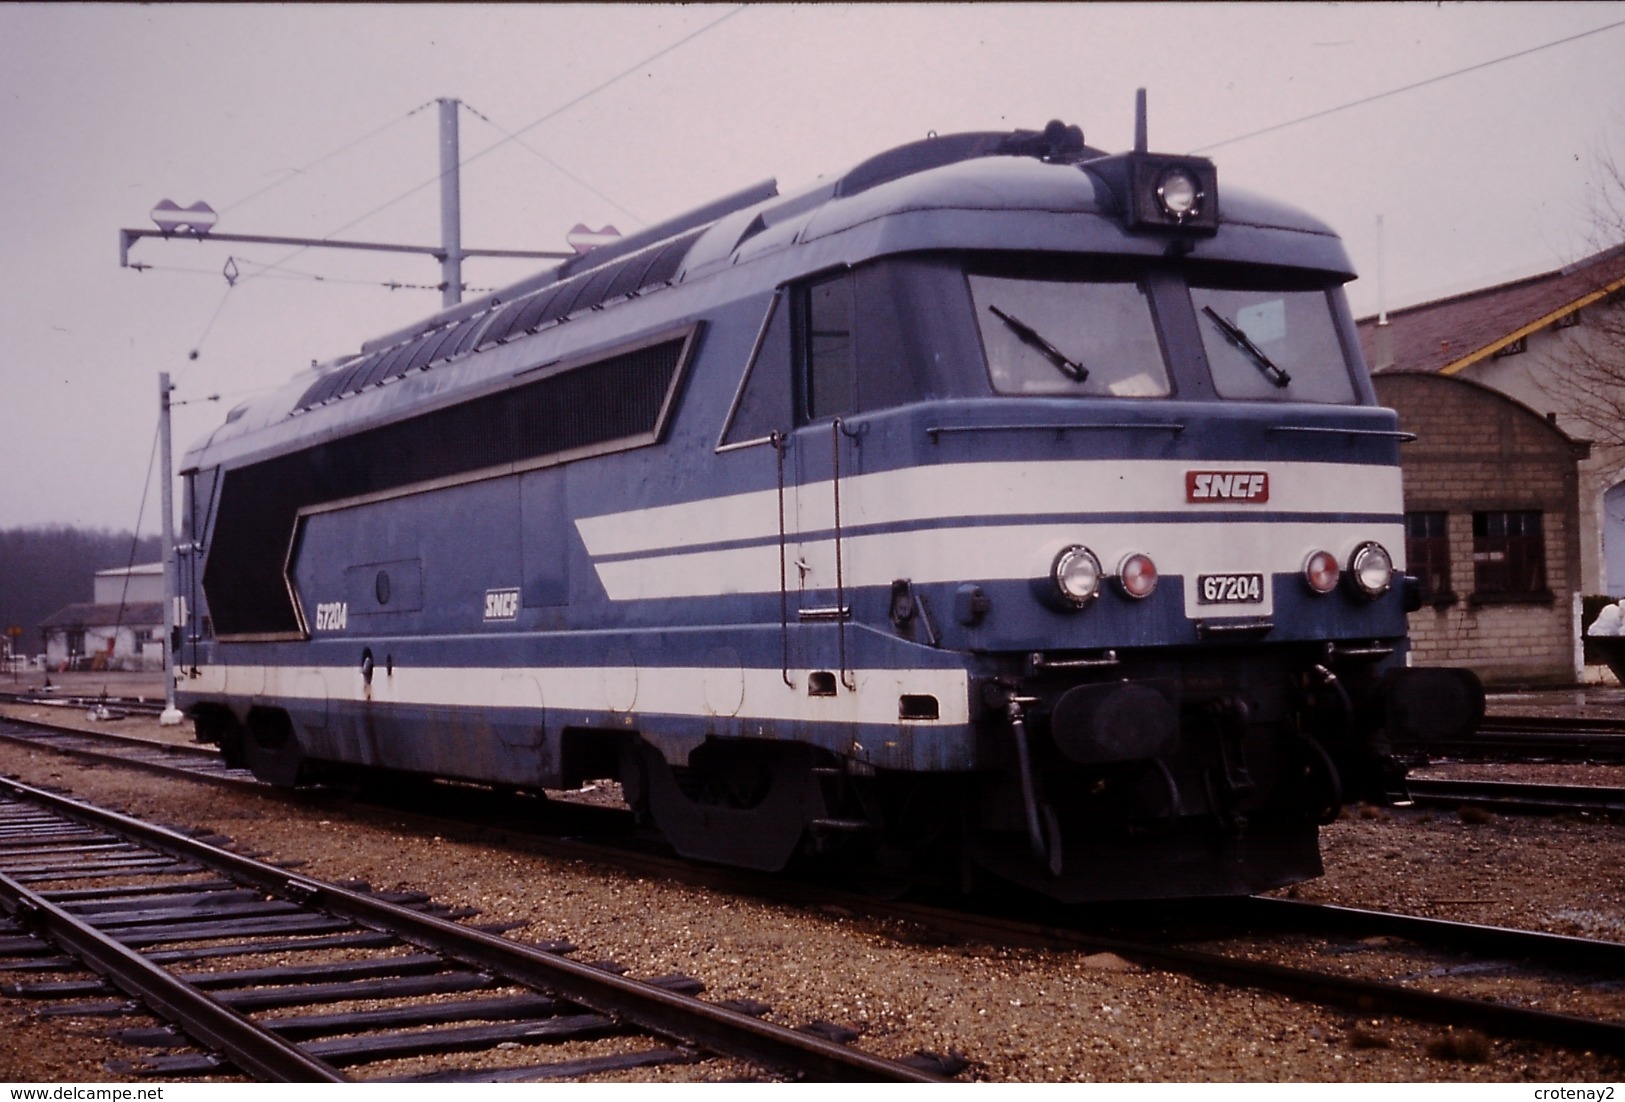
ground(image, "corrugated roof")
xmin=94 ymin=562 xmax=162 ymax=578
xmin=1357 ymin=242 xmax=1625 ymax=375
xmin=38 ymin=601 xmax=163 ymax=631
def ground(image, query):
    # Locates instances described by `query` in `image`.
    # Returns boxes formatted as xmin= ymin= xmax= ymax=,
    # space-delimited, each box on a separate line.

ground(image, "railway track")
xmin=0 ymin=716 xmax=254 ymax=788
xmin=8 ymin=712 xmax=1620 ymax=827
xmin=1407 ymin=777 xmax=1625 ymax=816
xmin=0 ymin=716 xmax=633 ymax=849
xmin=847 ymin=893 xmax=1625 ymax=1057
xmin=3 ymin=709 xmax=1621 ymax=1070
xmin=0 ymin=691 xmax=169 ymax=720
xmin=1412 ymin=715 xmax=1625 ymax=764
xmin=0 ymin=776 xmax=950 ymax=1083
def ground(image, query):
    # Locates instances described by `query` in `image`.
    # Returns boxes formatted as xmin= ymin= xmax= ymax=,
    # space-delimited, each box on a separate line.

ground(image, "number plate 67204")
xmin=1197 ymin=572 xmax=1264 ymax=604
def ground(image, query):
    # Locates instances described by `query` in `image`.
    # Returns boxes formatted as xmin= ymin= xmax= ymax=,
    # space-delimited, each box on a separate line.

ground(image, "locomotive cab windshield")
xmin=970 ymin=270 xmax=1168 ymax=397
xmin=1190 ymin=277 xmax=1358 ymax=403
xmin=968 ymin=263 xmax=1361 ymax=404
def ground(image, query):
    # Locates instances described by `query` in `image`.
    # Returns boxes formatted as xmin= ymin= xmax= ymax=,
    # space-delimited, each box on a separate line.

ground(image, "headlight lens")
xmin=1304 ymin=549 xmax=1340 ymax=594
xmin=1118 ymin=552 xmax=1158 ymax=599
xmin=1349 ymin=541 xmax=1394 ymax=599
xmin=1156 ymin=168 xmax=1202 ymax=220
xmin=1053 ymin=545 xmax=1103 ymax=607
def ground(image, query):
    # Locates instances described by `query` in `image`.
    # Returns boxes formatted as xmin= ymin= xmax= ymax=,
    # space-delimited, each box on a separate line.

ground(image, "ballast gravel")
xmin=0 ymin=702 xmax=1620 ymax=1083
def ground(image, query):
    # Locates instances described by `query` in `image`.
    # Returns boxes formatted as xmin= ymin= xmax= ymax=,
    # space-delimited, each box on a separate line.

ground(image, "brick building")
xmin=1359 ymin=243 xmax=1625 ymax=598
xmin=1372 ymin=374 xmax=1589 ymax=686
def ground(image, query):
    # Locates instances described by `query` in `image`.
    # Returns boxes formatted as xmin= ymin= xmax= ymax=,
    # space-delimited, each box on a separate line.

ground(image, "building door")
xmin=1604 ymin=480 xmax=1625 ymax=597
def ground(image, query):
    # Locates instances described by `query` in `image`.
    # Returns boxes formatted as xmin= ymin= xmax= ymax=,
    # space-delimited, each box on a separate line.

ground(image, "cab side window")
xmin=718 ymin=266 xmax=881 ymax=448
xmin=799 ymin=271 xmax=857 ymax=422
xmin=719 ymin=292 xmax=793 ymax=447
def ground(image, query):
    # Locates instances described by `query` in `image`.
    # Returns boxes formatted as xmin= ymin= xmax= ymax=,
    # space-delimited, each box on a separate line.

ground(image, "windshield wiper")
xmin=1201 ymin=305 xmax=1291 ymax=388
xmin=988 ymin=304 xmax=1089 ymax=382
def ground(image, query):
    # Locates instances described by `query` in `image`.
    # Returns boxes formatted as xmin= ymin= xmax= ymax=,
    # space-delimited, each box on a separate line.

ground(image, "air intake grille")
xmin=205 ymin=329 xmax=695 ymax=638
xmin=293 ymin=228 xmax=703 ymax=413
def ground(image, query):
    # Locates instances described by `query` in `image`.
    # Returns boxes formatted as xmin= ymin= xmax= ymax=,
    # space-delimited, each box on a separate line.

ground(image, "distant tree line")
xmin=1538 ymin=148 xmax=1625 ymax=461
xmin=0 ymin=526 xmax=162 ymax=651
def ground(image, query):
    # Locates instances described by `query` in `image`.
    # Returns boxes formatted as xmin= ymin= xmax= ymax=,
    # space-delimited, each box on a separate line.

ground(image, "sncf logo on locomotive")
xmin=483 ymin=588 xmax=520 ymax=622
xmin=314 ymin=601 xmax=348 ymax=631
xmin=1186 ymin=471 xmax=1270 ymax=503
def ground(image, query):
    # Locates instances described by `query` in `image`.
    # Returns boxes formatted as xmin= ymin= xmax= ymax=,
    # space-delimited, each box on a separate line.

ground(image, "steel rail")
xmin=0 ymin=863 xmax=347 ymax=1081
xmin=1225 ymin=896 xmax=1625 ymax=972
xmin=0 ymin=692 xmax=167 ymax=717
xmin=0 ymin=714 xmax=636 ymax=857
xmin=816 ymin=895 xmax=1625 ymax=1056
xmin=9 ymin=712 xmax=1617 ymax=1062
xmin=1115 ymin=939 xmax=1625 ymax=1054
xmin=0 ymin=719 xmax=257 ymax=792
xmin=1478 ymin=716 xmax=1625 ymax=734
xmin=0 ymin=775 xmax=941 ymax=1083
xmin=1410 ymin=716 xmax=1625 ymax=763
xmin=1407 ymin=778 xmax=1625 ymax=815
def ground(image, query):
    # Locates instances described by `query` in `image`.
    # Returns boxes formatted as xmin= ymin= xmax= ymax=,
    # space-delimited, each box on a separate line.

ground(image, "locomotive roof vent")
xmin=833 ymin=119 xmax=1100 ymax=199
xmin=1080 ymin=88 xmax=1220 ymax=236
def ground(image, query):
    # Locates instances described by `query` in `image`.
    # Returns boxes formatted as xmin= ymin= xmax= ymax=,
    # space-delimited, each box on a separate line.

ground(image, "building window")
xmin=1472 ymin=510 xmax=1548 ymax=599
xmin=1405 ymin=511 xmax=1452 ymax=602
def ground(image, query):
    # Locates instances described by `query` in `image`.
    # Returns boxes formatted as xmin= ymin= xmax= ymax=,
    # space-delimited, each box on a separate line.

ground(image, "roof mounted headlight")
xmin=1155 ymin=168 xmax=1202 ymax=222
xmin=1053 ymin=545 xmax=1103 ymax=608
xmin=1081 ymin=152 xmax=1220 ymax=234
xmin=1348 ymin=541 xmax=1394 ymax=600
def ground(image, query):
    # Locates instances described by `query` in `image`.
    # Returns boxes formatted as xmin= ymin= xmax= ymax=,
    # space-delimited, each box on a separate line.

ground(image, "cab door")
xmin=789 ymin=270 xmax=861 ymax=632
xmin=718 ymin=270 xmax=866 ymax=688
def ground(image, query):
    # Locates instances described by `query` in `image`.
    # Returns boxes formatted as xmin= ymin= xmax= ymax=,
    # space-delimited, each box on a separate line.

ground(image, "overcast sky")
xmin=2 ymin=2 xmax=1622 ymax=532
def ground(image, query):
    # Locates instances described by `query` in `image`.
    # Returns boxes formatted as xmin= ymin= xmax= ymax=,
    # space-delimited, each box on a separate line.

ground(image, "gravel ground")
xmin=0 ymin=700 xmax=1621 ymax=1083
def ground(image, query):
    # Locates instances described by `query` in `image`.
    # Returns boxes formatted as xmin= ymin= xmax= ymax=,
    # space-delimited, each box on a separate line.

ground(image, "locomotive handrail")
xmin=772 ymin=432 xmax=793 ymax=687
xmin=1266 ymin=425 xmax=1416 ymax=441
xmin=926 ymin=422 xmax=1185 ymax=442
xmin=832 ymin=419 xmax=856 ymax=691
xmin=1195 ymin=618 xmax=1274 ymax=636
xmin=1027 ymin=649 xmax=1121 ymax=672
xmin=1327 ymin=641 xmax=1397 ymax=659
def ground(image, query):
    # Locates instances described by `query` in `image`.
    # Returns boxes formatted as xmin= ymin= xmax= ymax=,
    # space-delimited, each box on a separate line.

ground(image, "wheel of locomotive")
xmin=622 ymin=738 xmax=829 ymax=871
xmin=1127 ymin=758 xmax=1183 ymax=836
xmin=672 ymin=741 xmax=778 ymax=810
xmin=872 ymin=774 xmax=959 ymax=855
xmin=240 ymin=707 xmax=307 ymax=788
xmin=1277 ymin=730 xmax=1344 ymax=825
xmin=811 ymin=771 xmax=961 ymax=894
xmin=193 ymin=706 xmax=247 ymax=770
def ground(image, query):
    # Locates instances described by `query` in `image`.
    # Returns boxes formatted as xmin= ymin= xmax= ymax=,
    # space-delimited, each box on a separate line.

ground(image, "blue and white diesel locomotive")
xmin=175 ymin=114 xmax=1481 ymax=901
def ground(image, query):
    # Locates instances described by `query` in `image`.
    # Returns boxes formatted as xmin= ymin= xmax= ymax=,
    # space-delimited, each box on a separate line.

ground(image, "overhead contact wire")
xmin=1195 ymin=18 xmax=1625 ymax=152
xmin=253 ymin=6 xmax=746 ymax=281
xmin=457 ymin=100 xmax=647 ymax=228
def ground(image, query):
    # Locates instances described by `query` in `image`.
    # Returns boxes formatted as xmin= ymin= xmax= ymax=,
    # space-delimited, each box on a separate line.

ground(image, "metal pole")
xmin=438 ymin=97 xmax=463 ymax=308
xmin=158 ymin=372 xmax=182 ymax=725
